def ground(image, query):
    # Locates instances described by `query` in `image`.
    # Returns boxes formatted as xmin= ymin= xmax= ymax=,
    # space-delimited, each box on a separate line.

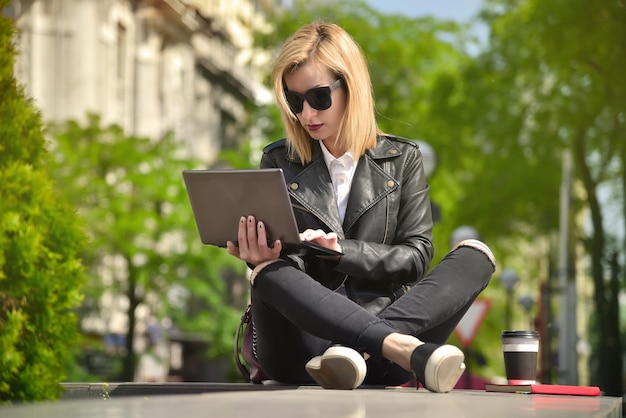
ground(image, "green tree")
xmin=48 ymin=115 xmax=245 ymax=382
xmin=0 ymin=0 xmax=86 ymax=401
xmin=429 ymin=0 xmax=625 ymax=395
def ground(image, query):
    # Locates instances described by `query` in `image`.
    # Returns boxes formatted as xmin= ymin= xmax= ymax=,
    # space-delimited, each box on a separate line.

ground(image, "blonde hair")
xmin=272 ymin=22 xmax=380 ymax=164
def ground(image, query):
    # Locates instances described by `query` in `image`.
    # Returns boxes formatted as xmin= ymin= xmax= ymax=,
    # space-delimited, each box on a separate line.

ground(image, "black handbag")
xmin=234 ymin=304 xmax=269 ymax=383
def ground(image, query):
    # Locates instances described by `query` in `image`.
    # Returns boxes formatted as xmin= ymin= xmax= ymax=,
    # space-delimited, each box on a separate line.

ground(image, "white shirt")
xmin=320 ymin=141 xmax=356 ymax=224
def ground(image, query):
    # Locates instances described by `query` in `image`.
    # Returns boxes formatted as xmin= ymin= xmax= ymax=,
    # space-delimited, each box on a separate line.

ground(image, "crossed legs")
xmin=250 ymin=239 xmax=495 ymax=390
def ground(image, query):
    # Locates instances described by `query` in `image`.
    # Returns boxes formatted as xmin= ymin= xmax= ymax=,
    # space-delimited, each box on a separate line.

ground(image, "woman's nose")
xmin=300 ymin=100 xmax=317 ymax=118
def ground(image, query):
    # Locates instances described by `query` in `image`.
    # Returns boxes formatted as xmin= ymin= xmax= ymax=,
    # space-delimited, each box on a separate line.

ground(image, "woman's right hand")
xmin=300 ymin=228 xmax=342 ymax=254
xmin=226 ymin=215 xmax=282 ymax=266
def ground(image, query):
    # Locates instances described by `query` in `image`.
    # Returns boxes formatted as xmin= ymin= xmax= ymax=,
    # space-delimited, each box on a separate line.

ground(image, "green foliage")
xmin=0 ymin=0 xmax=86 ymax=401
xmin=47 ymin=114 xmax=246 ymax=380
xmin=471 ymin=0 xmax=625 ymax=395
xmin=0 ymin=13 xmax=46 ymax=168
xmin=0 ymin=165 xmax=85 ymax=401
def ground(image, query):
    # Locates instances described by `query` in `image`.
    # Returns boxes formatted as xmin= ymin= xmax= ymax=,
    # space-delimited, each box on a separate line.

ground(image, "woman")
xmin=227 ymin=21 xmax=495 ymax=392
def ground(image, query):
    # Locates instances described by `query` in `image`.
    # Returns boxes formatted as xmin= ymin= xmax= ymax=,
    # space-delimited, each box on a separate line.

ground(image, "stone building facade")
xmin=9 ymin=0 xmax=273 ymax=162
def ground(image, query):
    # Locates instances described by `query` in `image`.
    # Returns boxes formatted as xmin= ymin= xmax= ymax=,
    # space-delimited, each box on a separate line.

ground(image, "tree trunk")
xmin=572 ymin=135 xmax=622 ymax=396
xmin=603 ymin=252 xmax=622 ymax=395
xmin=618 ymin=132 xmax=626 ymax=287
xmin=120 ymin=262 xmax=140 ymax=382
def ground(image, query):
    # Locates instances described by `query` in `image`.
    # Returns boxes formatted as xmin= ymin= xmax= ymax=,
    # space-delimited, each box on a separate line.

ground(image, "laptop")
xmin=182 ymin=168 xmax=342 ymax=257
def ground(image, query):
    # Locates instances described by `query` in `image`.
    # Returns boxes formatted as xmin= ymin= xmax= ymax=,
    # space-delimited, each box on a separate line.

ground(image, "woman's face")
xmin=283 ymin=61 xmax=347 ymax=155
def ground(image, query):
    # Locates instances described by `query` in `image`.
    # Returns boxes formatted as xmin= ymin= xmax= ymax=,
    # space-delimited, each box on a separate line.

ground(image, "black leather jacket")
xmin=260 ymin=134 xmax=434 ymax=314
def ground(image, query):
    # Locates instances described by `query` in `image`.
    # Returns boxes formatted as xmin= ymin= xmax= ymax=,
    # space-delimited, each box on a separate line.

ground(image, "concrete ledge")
xmin=21 ymin=386 xmax=622 ymax=418
xmin=62 ymin=382 xmax=297 ymax=400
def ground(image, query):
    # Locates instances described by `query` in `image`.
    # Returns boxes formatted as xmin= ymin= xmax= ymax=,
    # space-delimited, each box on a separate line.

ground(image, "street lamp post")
xmin=518 ymin=293 xmax=535 ymax=330
xmin=500 ymin=268 xmax=519 ymax=330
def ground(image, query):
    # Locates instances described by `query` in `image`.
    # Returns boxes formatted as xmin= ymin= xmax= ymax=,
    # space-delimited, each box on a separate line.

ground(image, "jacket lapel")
xmin=286 ymin=145 xmax=345 ymax=236
xmin=343 ymin=137 xmax=401 ymax=232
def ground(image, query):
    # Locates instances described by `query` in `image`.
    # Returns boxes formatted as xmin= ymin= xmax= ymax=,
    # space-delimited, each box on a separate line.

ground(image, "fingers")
xmin=232 ymin=215 xmax=281 ymax=265
xmin=236 ymin=216 xmax=248 ymax=254
xmin=300 ymin=229 xmax=323 ymax=241
xmin=299 ymin=229 xmax=342 ymax=256
xmin=226 ymin=241 xmax=240 ymax=257
xmin=255 ymin=218 xmax=269 ymax=247
xmin=256 ymin=220 xmax=281 ymax=257
xmin=301 ymin=229 xmax=336 ymax=242
xmin=246 ymin=215 xmax=257 ymax=248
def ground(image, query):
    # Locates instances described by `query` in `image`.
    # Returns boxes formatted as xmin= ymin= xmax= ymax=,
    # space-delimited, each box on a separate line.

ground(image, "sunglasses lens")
xmin=307 ymin=87 xmax=332 ymax=111
xmin=285 ymin=91 xmax=304 ymax=114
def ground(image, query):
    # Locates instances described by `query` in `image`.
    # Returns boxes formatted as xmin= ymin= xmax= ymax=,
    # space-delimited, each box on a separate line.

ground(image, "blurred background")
xmin=1 ymin=0 xmax=624 ymax=400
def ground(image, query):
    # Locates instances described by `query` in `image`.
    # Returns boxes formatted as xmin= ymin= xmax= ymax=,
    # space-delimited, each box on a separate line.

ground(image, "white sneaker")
xmin=412 ymin=343 xmax=465 ymax=393
xmin=305 ymin=346 xmax=367 ymax=390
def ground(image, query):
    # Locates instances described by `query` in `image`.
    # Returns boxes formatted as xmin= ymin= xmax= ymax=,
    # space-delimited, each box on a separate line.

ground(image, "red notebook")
xmin=485 ymin=383 xmax=601 ymax=396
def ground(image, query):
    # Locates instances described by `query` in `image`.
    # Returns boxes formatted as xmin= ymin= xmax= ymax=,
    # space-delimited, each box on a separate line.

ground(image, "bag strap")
xmin=234 ymin=304 xmax=252 ymax=382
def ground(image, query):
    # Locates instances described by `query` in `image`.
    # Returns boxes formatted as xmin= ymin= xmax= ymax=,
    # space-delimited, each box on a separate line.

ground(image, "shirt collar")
xmin=319 ymin=141 xmax=355 ymax=170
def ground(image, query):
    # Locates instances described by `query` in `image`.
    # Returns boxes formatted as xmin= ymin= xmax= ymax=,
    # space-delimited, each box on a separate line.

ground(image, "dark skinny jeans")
xmin=251 ymin=244 xmax=494 ymax=386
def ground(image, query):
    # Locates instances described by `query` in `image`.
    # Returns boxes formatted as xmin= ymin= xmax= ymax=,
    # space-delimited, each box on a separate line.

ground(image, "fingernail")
xmin=240 ymin=217 xmax=246 ymax=223
xmin=258 ymin=221 xmax=263 ymax=229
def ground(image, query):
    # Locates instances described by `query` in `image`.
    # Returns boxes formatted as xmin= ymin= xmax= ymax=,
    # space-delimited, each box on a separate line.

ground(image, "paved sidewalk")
xmin=0 ymin=383 xmax=622 ymax=418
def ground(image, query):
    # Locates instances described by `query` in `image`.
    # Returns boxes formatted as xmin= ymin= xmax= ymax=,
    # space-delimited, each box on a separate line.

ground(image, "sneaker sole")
xmin=424 ymin=346 xmax=466 ymax=393
xmin=305 ymin=347 xmax=366 ymax=390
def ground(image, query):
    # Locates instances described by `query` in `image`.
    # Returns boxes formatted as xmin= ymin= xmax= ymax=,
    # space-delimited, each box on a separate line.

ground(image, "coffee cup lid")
xmin=501 ymin=330 xmax=539 ymax=339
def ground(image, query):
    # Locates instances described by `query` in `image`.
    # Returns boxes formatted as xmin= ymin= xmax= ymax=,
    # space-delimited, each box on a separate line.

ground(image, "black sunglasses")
xmin=284 ymin=79 xmax=343 ymax=114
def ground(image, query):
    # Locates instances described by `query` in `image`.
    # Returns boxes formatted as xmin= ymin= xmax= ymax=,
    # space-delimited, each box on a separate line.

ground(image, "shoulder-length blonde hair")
xmin=272 ymin=22 xmax=380 ymax=164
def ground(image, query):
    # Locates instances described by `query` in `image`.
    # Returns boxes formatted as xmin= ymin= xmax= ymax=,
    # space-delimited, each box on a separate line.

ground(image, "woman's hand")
xmin=226 ymin=215 xmax=282 ymax=266
xmin=300 ymin=229 xmax=342 ymax=254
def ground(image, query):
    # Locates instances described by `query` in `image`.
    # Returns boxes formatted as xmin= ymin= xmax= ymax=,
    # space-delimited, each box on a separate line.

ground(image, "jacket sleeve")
xmin=333 ymin=144 xmax=434 ymax=285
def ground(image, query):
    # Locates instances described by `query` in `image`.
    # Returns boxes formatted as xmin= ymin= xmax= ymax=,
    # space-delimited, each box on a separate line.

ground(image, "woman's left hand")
xmin=227 ymin=215 xmax=282 ymax=266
